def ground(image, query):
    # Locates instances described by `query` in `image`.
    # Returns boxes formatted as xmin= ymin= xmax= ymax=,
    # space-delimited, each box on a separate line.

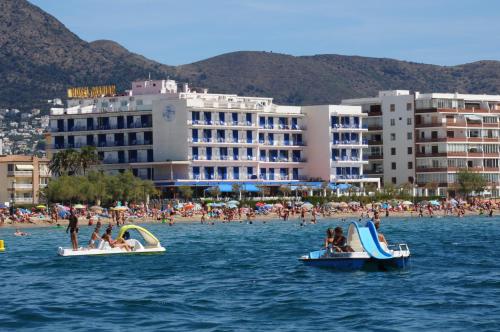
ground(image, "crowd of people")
xmin=1 ymin=198 xmax=499 ymax=229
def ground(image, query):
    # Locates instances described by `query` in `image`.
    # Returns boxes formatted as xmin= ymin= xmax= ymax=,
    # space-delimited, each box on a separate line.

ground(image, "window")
xmin=391 ymin=162 xmax=396 ymax=170
xmin=390 ymin=133 xmax=396 ymax=141
xmin=407 ymin=147 xmax=413 ymax=155
xmin=390 ymin=104 xmax=395 ymax=112
xmin=408 ymin=176 xmax=414 ymax=184
xmin=390 ymin=119 xmax=395 ymax=126
xmin=407 ymin=103 xmax=412 ymax=111
xmin=408 ymin=162 xmax=413 ymax=169
xmin=391 ymin=148 xmax=396 ymax=155
xmin=7 ymin=164 xmax=14 ymax=172
xmin=407 ymin=132 xmax=413 ymax=140
xmin=407 ymin=118 xmax=412 ymax=125
xmin=392 ymin=177 xmax=397 ymax=184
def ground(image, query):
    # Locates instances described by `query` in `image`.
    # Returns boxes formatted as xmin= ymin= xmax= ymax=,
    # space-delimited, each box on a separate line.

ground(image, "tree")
xmin=320 ymin=181 xmax=329 ymax=197
xmin=207 ymin=186 xmax=221 ymax=200
xmin=256 ymin=185 xmax=270 ymax=199
xmin=49 ymin=149 xmax=88 ymax=176
xmin=79 ymin=146 xmax=100 ymax=175
xmin=278 ymin=185 xmax=292 ymax=197
xmin=232 ymin=183 xmax=243 ymax=200
xmin=178 ymin=186 xmax=193 ymax=200
xmin=456 ymin=169 xmax=487 ymax=200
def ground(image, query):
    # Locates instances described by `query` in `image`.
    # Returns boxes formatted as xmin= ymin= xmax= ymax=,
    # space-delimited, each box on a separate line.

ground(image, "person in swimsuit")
xmin=332 ymin=227 xmax=353 ymax=252
xmin=374 ymin=222 xmax=388 ymax=246
xmin=101 ymin=228 xmax=131 ymax=251
xmin=324 ymin=228 xmax=335 ymax=253
xmin=14 ymin=228 xmax=28 ymax=236
xmin=88 ymin=221 xmax=101 ymax=248
xmin=66 ymin=208 xmax=79 ymax=250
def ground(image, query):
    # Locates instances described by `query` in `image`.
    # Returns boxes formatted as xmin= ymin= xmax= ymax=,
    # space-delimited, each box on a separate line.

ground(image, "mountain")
xmin=1 ymin=0 xmax=500 ymax=112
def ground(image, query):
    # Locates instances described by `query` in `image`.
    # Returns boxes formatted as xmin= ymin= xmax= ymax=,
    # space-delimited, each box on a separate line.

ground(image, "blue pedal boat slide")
xmin=299 ymin=221 xmax=410 ymax=270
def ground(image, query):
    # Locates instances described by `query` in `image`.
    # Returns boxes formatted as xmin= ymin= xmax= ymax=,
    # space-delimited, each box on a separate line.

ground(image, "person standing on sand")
xmin=66 ymin=208 xmax=79 ymax=251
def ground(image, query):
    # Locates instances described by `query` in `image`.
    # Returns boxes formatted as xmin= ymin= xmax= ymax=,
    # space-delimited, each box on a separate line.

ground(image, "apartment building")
xmin=0 ymin=155 xmax=51 ymax=205
xmin=414 ymin=92 xmax=500 ymax=196
xmin=47 ymin=80 xmax=380 ymax=192
xmin=342 ymin=90 xmax=416 ymax=187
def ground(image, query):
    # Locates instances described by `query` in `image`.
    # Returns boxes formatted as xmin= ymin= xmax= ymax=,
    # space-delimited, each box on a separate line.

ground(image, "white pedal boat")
xmin=58 ymin=225 xmax=166 ymax=256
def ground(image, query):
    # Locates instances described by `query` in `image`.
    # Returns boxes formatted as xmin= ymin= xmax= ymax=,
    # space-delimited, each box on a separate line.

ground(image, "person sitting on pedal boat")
xmin=101 ymin=228 xmax=131 ymax=251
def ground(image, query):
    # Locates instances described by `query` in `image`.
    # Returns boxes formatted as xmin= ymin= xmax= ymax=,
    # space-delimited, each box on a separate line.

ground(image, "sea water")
xmin=0 ymin=216 xmax=499 ymax=331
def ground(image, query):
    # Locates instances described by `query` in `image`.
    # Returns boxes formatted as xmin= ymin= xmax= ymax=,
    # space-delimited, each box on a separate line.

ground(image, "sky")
xmin=29 ymin=0 xmax=500 ymax=66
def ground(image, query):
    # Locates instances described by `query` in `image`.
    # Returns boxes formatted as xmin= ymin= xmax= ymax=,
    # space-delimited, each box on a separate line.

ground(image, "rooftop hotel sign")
xmin=67 ymin=85 xmax=116 ymax=98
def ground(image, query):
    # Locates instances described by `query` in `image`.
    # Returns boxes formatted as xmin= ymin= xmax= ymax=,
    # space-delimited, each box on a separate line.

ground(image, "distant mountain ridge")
xmin=1 ymin=0 xmax=500 ymax=111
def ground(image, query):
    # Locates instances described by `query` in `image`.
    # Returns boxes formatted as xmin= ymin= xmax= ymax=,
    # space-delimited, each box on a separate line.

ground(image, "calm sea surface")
xmin=1 ymin=216 xmax=500 ymax=331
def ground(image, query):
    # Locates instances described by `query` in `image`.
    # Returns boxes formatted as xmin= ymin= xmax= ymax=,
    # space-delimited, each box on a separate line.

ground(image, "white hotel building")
xmin=47 ymin=80 xmax=380 ymax=193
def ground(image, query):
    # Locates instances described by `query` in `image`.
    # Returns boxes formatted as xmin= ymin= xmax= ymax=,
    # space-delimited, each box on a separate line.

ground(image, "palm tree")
xmin=49 ymin=149 xmax=79 ymax=176
xmin=79 ymin=146 xmax=100 ymax=175
xmin=232 ymin=183 xmax=242 ymax=200
xmin=278 ymin=185 xmax=291 ymax=197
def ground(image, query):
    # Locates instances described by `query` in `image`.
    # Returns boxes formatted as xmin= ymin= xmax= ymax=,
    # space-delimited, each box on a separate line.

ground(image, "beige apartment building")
xmin=0 ymin=155 xmax=51 ymax=205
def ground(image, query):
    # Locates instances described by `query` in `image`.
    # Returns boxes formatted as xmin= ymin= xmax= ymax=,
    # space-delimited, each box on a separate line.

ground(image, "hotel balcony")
xmin=332 ymin=139 xmax=368 ymax=146
xmin=188 ymin=120 xmax=256 ymax=128
xmin=367 ymin=111 xmax=382 ymax=117
xmin=51 ymin=122 xmax=152 ymax=133
xmin=331 ymin=156 xmax=369 ymax=164
xmin=13 ymin=183 xmax=33 ymax=190
xmin=190 ymin=155 xmax=258 ymax=162
xmin=364 ymin=169 xmax=383 ymax=175
xmin=188 ymin=138 xmax=259 ymax=145
xmin=258 ymin=157 xmax=307 ymax=163
xmin=261 ymin=140 xmax=306 ymax=147
xmin=331 ymin=174 xmax=365 ymax=180
xmin=50 ymin=104 xmax=153 ymax=116
xmin=367 ymin=139 xmax=383 ymax=146
xmin=7 ymin=171 xmax=33 ymax=177
xmin=367 ymin=154 xmax=384 ymax=160
xmin=258 ymin=124 xmax=304 ymax=131
xmin=367 ymin=125 xmax=383 ymax=131
xmin=51 ymin=140 xmax=152 ymax=150
xmin=415 ymin=167 xmax=457 ymax=173
xmin=13 ymin=197 xmax=34 ymax=204
xmin=415 ymin=152 xmax=448 ymax=158
xmin=330 ymin=124 xmax=368 ymax=131
xmin=415 ymin=108 xmax=500 ymax=114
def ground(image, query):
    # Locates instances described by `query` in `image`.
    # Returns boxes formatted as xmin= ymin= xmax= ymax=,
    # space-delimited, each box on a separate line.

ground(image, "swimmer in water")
xmin=14 ymin=228 xmax=28 ymax=236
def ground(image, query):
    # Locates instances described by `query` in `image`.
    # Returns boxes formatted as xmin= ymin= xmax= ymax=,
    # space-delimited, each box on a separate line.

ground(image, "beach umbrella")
xmin=402 ymin=201 xmax=413 ymax=205
xmin=227 ymin=200 xmax=240 ymax=206
xmin=302 ymin=202 xmax=314 ymax=209
xmin=36 ymin=204 xmax=46 ymax=209
xmin=348 ymin=201 xmax=360 ymax=206
xmin=73 ymin=204 xmax=85 ymax=209
xmin=274 ymin=203 xmax=283 ymax=208
xmin=227 ymin=203 xmax=238 ymax=209
xmin=255 ymin=202 xmax=265 ymax=207
xmin=90 ymin=205 xmax=103 ymax=212
xmin=184 ymin=203 xmax=195 ymax=210
xmin=263 ymin=204 xmax=274 ymax=209
xmin=365 ymin=203 xmax=373 ymax=209
xmin=112 ymin=206 xmax=128 ymax=211
xmin=339 ymin=202 xmax=348 ymax=208
xmin=429 ymin=200 xmax=441 ymax=206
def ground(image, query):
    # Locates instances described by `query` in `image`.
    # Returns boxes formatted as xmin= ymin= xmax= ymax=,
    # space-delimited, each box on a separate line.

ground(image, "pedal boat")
xmin=58 ymin=225 xmax=166 ymax=256
xmin=299 ymin=221 xmax=410 ymax=270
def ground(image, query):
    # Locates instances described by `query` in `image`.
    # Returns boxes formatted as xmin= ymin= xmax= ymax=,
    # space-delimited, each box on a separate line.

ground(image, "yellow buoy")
xmin=0 ymin=240 xmax=4 ymax=252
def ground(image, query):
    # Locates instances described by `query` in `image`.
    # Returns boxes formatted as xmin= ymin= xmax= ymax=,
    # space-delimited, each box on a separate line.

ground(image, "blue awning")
xmin=337 ymin=183 xmax=352 ymax=190
xmin=243 ymin=184 xmax=260 ymax=192
xmin=204 ymin=184 xmax=233 ymax=192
